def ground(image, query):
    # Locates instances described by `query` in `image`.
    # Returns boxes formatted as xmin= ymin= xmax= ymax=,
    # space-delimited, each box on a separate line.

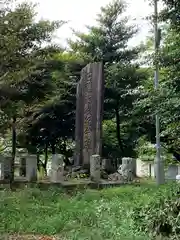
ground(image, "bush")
xmin=132 ymin=183 xmax=180 ymax=239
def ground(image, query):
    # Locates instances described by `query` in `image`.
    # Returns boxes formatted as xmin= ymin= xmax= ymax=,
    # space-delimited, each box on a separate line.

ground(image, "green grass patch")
xmin=0 ymin=183 xmax=179 ymax=240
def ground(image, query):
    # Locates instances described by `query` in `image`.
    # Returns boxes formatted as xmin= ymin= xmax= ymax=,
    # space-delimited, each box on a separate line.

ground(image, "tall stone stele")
xmin=74 ymin=62 xmax=104 ymax=169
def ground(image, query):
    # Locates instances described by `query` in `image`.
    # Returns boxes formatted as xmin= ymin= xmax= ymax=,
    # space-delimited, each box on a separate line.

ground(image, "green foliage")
xmin=0 ymin=1 xmax=62 ymax=88
xmin=160 ymin=0 xmax=180 ymax=31
xmin=102 ymin=120 xmax=121 ymax=163
xmin=0 ymin=1 xmax=68 ymax=156
xmin=22 ymin=53 xmax=84 ymax=155
xmin=0 ymin=1 xmax=63 ymax=132
xmin=69 ymin=0 xmax=146 ymax=160
xmin=135 ymin=136 xmax=156 ymax=161
xmin=132 ymin=183 xmax=180 ymax=239
xmin=135 ymin=136 xmax=172 ymax=162
xmin=134 ymin=0 xmax=180 ymax=155
xmin=0 ymin=183 xmax=160 ymax=239
xmin=2 ymin=183 xmax=180 ymax=239
xmin=130 ymin=0 xmax=180 ymax=159
xmin=69 ymin=0 xmax=138 ymax=63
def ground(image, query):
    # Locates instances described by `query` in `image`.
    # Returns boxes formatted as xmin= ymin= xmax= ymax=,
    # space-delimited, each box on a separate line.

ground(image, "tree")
xmin=69 ymin=0 xmax=146 ymax=161
xmin=135 ymin=0 xmax=180 ymax=159
xmin=20 ymin=52 xmax=85 ymax=169
xmin=160 ymin=0 xmax=180 ymax=31
xmin=0 ymin=0 xmax=64 ymax=182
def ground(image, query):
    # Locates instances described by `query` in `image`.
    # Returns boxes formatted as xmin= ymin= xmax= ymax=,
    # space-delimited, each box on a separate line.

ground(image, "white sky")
xmin=18 ymin=0 xmax=161 ymax=47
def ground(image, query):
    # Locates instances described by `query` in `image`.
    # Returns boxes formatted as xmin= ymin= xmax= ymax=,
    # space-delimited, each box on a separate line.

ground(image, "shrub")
xmin=132 ymin=183 xmax=180 ymax=239
xmin=135 ymin=136 xmax=172 ymax=162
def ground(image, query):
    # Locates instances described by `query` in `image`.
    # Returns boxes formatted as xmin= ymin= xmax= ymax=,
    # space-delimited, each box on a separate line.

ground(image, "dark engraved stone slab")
xmin=83 ymin=64 xmax=93 ymax=168
xmin=74 ymin=62 xmax=104 ymax=169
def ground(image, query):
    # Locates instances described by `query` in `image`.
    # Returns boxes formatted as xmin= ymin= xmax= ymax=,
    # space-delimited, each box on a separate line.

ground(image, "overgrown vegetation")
xmin=0 ymin=183 xmax=180 ymax=239
xmin=132 ymin=183 xmax=180 ymax=239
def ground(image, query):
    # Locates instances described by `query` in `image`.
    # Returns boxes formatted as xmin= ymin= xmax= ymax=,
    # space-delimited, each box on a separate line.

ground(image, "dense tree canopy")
xmin=69 ymin=0 xmax=147 ymax=161
xmin=135 ymin=0 xmax=180 ymax=158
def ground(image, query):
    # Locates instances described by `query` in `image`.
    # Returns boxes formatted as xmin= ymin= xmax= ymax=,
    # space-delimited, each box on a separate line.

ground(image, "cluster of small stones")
xmin=106 ymin=157 xmax=136 ymax=182
xmin=63 ymin=156 xmax=136 ymax=183
xmin=0 ymin=154 xmax=136 ymax=183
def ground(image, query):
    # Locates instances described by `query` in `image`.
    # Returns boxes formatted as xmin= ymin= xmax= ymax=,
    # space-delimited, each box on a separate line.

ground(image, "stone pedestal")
xmin=118 ymin=157 xmax=136 ymax=181
xmin=50 ymin=154 xmax=64 ymax=183
xmin=90 ymin=154 xmax=101 ymax=182
xmin=26 ymin=155 xmax=37 ymax=182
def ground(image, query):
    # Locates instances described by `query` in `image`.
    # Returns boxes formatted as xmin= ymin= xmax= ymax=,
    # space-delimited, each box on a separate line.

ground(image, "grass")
xmin=0 ymin=182 xmax=176 ymax=240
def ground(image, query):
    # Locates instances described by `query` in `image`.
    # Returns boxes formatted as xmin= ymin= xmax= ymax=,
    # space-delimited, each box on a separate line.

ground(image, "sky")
xmin=18 ymin=0 xmax=159 ymax=47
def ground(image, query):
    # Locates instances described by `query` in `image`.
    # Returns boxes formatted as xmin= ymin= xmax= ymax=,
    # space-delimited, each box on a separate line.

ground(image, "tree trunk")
xmin=37 ymin=153 xmax=40 ymax=171
xmin=115 ymin=105 xmax=124 ymax=154
xmin=10 ymin=116 xmax=16 ymax=187
xmin=43 ymin=144 xmax=48 ymax=176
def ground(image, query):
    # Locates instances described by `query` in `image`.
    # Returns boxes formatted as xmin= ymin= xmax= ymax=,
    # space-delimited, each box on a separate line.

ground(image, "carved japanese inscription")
xmin=74 ymin=62 xmax=104 ymax=168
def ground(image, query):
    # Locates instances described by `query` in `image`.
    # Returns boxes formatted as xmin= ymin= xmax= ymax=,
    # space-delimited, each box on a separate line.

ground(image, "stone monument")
xmin=50 ymin=154 xmax=64 ymax=183
xmin=74 ymin=62 xmax=104 ymax=169
xmin=90 ymin=154 xmax=101 ymax=182
xmin=118 ymin=157 xmax=136 ymax=181
xmin=0 ymin=155 xmax=11 ymax=180
xmin=26 ymin=155 xmax=37 ymax=182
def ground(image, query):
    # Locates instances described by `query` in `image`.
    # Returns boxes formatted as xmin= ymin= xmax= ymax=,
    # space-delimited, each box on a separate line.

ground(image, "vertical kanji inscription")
xmin=74 ymin=62 xmax=104 ymax=168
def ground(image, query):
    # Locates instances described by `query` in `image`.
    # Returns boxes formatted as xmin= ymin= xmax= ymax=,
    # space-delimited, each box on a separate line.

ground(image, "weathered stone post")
xmin=119 ymin=157 xmax=136 ymax=181
xmin=90 ymin=154 xmax=101 ymax=182
xmin=50 ymin=154 xmax=64 ymax=183
xmin=2 ymin=156 xmax=11 ymax=180
xmin=26 ymin=155 xmax=37 ymax=182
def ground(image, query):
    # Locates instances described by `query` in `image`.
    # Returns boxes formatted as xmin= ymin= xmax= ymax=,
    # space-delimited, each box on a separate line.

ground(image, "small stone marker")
xmin=90 ymin=154 xmax=101 ymax=182
xmin=3 ymin=156 xmax=11 ymax=180
xmin=26 ymin=155 xmax=37 ymax=182
xmin=118 ymin=157 xmax=136 ymax=181
xmin=50 ymin=154 xmax=64 ymax=183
